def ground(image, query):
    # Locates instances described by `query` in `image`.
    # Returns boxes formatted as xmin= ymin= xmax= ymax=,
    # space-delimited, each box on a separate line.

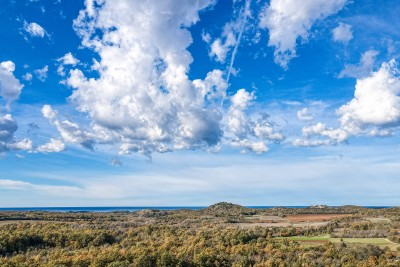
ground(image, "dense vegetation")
xmin=0 ymin=203 xmax=399 ymax=267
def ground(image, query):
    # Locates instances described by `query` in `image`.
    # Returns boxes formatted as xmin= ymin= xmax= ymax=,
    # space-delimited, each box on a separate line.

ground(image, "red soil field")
xmin=286 ymin=214 xmax=352 ymax=222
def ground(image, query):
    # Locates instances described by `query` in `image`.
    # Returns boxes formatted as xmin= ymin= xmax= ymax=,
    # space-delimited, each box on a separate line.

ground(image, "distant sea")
xmin=0 ymin=206 xmax=392 ymax=212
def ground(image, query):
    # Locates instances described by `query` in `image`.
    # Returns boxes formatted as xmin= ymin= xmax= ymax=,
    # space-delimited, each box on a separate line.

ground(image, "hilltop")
xmin=200 ymin=202 xmax=256 ymax=216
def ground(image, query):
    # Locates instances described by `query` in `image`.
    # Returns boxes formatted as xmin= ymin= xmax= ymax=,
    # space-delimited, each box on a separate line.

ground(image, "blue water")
xmin=0 ymin=207 xmax=205 ymax=212
xmin=0 ymin=206 xmax=392 ymax=212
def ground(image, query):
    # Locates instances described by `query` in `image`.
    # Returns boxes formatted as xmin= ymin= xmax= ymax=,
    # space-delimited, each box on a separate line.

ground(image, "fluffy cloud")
xmin=57 ymin=53 xmax=80 ymax=76
xmin=332 ymin=22 xmax=353 ymax=44
xmin=231 ymin=139 xmax=268 ymax=154
xmin=208 ymin=0 xmax=251 ymax=68
xmin=0 ymin=114 xmax=32 ymax=152
xmin=295 ymin=59 xmax=400 ymax=146
xmin=225 ymin=89 xmax=284 ymax=153
xmin=42 ymin=105 xmax=95 ymax=150
xmin=209 ymin=29 xmax=236 ymax=63
xmin=34 ymin=65 xmax=48 ymax=81
xmin=297 ymin=107 xmax=313 ymax=121
xmin=339 ymin=50 xmax=379 ymax=79
xmin=0 ymin=61 xmax=24 ymax=106
xmin=56 ymin=0 xmax=236 ymax=155
xmin=226 ymin=89 xmax=255 ymax=138
xmin=338 ymin=59 xmax=400 ymax=133
xmin=23 ymin=21 xmax=47 ymax=38
xmin=259 ymin=0 xmax=348 ymax=68
xmin=37 ymin=138 xmax=65 ymax=153
xmin=57 ymin=53 xmax=79 ymax=66
xmin=22 ymin=73 xmax=33 ymax=81
xmin=31 ymin=0 xmax=284 ymax=156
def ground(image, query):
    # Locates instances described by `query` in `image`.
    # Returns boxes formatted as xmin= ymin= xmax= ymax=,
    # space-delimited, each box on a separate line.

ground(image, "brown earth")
xmin=286 ymin=214 xmax=352 ymax=222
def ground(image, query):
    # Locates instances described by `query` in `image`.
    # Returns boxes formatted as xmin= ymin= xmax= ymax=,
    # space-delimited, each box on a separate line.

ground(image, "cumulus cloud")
xmin=42 ymin=105 xmax=95 ymax=150
xmin=56 ymin=52 xmax=79 ymax=76
xmin=226 ymin=89 xmax=255 ymax=138
xmin=253 ymin=118 xmax=284 ymax=141
xmin=53 ymin=0 xmax=237 ymax=156
xmin=297 ymin=107 xmax=313 ymax=121
xmin=0 ymin=61 xmax=24 ymax=106
xmin=209 ymin=30 xmax=236 ymax=63
xmin=295 ymin=59 xmax=400 ymax=146
xmin=339 ymin=50 xmax=379 ymax=79
xmin=34 ymin=65 xmax=48 ymax=81
xmin=57 ymin=52 xmax=79 ymax=66
xmin=332 ymin=22 xmax=353 ymax=44
xmin=231 ymin=139 xmax=268 ymax=154
xmin=338 ymin=59 xmax=400 ymax=133
xmin=23 ymin=21 xmax=47 ymax=38
xmin=28 ymin=0 xmax=283 ymax=156
xmin=259 ymin=0 xmax=348 ymax=68
xmin=0 ymin=114 xmax=32 ymax=152
xmin=37 ymin=138 xmax=65 ymax=153
xmin=22 ymin=73 xmax=32 ymax=81
xmin=225 ymin=89 xmax=284 ymax=153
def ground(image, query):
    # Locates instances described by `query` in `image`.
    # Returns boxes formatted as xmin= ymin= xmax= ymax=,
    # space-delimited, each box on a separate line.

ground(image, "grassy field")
xmin=278 ymin=235 xmax=400 ymax=251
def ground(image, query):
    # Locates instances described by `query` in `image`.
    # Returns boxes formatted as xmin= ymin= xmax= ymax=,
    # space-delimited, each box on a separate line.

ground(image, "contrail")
xmin=226 ymin=0 xmax=251 ymax=83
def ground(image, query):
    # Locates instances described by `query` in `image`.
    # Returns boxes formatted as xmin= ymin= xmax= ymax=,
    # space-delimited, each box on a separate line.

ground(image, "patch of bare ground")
xmin=286 ymin=213 xmax=352 ymax=222
xmin=235 ymin=221 xmax=331 ymax=228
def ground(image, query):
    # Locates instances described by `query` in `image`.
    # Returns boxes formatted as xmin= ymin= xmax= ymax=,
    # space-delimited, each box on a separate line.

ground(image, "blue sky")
xmin=0 ymin=0 xmax=399 ymax=207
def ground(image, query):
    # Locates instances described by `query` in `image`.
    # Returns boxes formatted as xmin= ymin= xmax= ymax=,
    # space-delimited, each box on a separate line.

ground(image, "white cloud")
xmin=295 ymin=59 xmax=400 ymax=146
xmin=226 ymin=89 xmax=254 ymax=138
xmin=253 ymin=120 xmax=284 ymax=141
xmin=210 ymin=38 xmax=234 ymax=63
xmin=225 ymin=89 xmax=283 ymax=152
xmin=37 ymin=138 xmax=65 ymax=153
xmin=23 ymin=21 xmax=47 ymax=38
xmin=30 ymin=0 xmax=280 ymax=156
xmin=339 ymin=50 xmax=379 ymax=79
xmin=42 ymin=104 xmax=57 ymax=120
xmin=0 ymin=114 xmax=32 ymax=152
xmin=297 ymin=122 xmax=348 ymax=145
xmin=42 ymin=105 xmax=95 ymax=150
xmin=22 ymin=73 xmax=32 ymax=81
xmin=57 ymin=52 xmax=79 ymax=65
xmin=58 ymin=0 xmax=235 ymax=155
xmin=293 ymin=139 xmax=332 ymax=147
xmin=9 ymin=139 xmax=33 ymax=151
xmin=297 ymin=107 xmax=313 ymax=121
xmin=302 ymin=122 xmax=327 ymax=137
xmin=332 ymin=22 xmax=353 ymax=43
xmin=259 ymin=0 xmax=348 ymax=68
xmin=0 ymin=179 xmax=83 ymax=196
xmin=201 ymin=31 xmax=211 ymax=43
xmin=231 ymin=139 xmax=268 ymax=154
xmin=57 ymin=52 xmax=80 ymax=76
xmin=208 ymin=0 xmax=251 ymax=81
xmin=338 ymin=59 xmax=400 ymax=132
xmin=0 ymin=61 xmax=24 ymax=106
xmin=0 ymin=114 xmax=17 ymax=145
xmin=34 ymin=65 xmax=48 ymax=81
